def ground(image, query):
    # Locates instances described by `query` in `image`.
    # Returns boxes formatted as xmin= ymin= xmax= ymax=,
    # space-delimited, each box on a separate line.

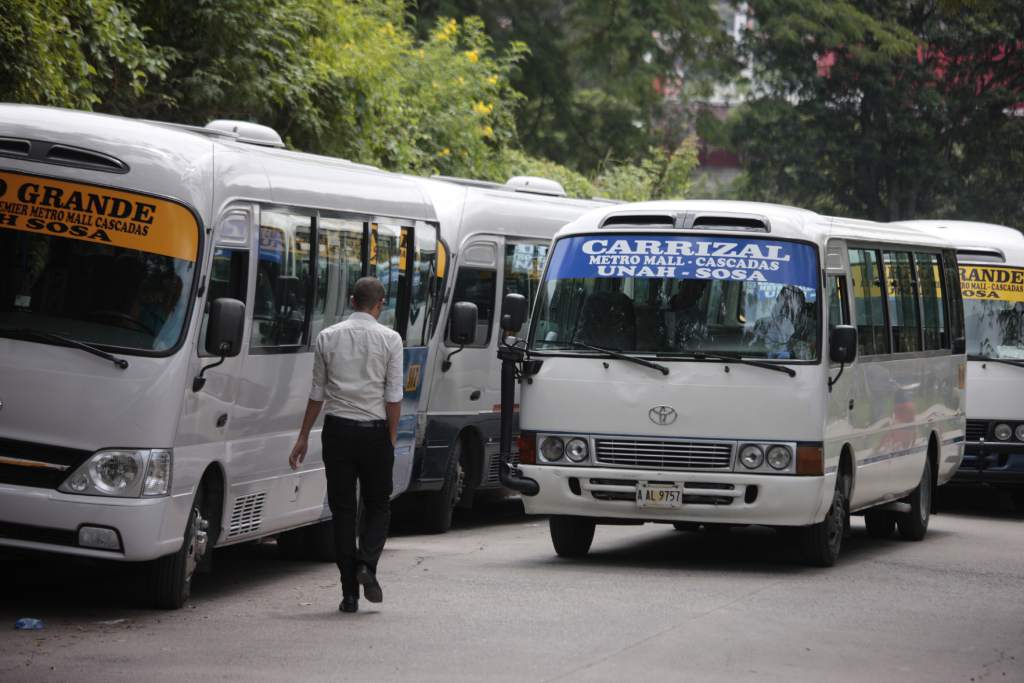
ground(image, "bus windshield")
xmin=530 ymin=234 xmax=820 ymax=361
xmin=961 ymin=265 xmax=1024 ymax=359
xmin=0 ymin=172 xmax=200 ymax=354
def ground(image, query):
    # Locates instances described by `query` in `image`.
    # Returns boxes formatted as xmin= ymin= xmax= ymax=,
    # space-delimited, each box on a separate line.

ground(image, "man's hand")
xmin=288 ymin=436 xmax=308 ymax=470
xmin=389 ymin=430 xmax=399 ymax=449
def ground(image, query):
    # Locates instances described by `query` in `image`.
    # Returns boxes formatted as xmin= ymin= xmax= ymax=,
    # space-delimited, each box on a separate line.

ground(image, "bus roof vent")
xmin=957 ymin=248 xmax=1005 ymax=264
xmin=205 ymin=120 xmax=285 ymax=148
xmin=685 ymin=212 xmax=771 ymax=233
xmin=601 ymin=213 xmax=675 ymax=228
xmin=0 ymin=137 xmax=31 ymax=157
xmin=45 ymin=144 xmax=129 ymax=174
xmin=505 ymin=176 xmax=566 ymax=197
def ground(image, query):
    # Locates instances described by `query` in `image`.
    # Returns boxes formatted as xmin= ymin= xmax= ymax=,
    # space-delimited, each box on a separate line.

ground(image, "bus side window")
xmin=251 ymin=208 xmax=314 ymax=350
xmin=369 ymin=222 xmax=407 ymax=336
xmin=502 ymin=241 xmax=549 ymax=315
xmin=942 ymin=249 xmax=965 ymax=344
xmin=883 ymin=250 xmax=923 ymax=353
xmin=200 ymin=212 xmax=250 ymax=356
xmin=915 ymin=252 xmax=947 ymax=350
xmin=447 ymin=267 xmax=496 ymax=347
xmin=826 ymin=274 xmax=848 ymax=335
xmin=848 ymin=248 xmax=889 ymax=355
xmin=406 ymin=224 xmax=438 ymax=348
xmin=312 ymin=216 xmax=365 ymax=338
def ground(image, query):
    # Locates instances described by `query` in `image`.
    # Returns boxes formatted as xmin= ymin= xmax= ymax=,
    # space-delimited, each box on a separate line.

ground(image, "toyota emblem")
xmin=648 ymin=405 xmax=677 ymax=426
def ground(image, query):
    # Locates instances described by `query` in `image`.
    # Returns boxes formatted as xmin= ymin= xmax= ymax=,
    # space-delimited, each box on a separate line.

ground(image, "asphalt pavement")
xmin=2 ymin=488 xmax=1022 ymax=682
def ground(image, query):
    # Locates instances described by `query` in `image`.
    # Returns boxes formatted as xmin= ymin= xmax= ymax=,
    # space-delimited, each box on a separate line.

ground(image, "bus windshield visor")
xmin=961 ymin=265 xmax=1024 ymax=359
xmin=0 ymin=171 xmax=200 ymax=353
xmin=531 ymin=235 xmax=820 ymax=361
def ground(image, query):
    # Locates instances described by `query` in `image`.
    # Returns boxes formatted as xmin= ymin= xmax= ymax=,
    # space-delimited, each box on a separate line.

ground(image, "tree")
xmin=0 ymin=0 xmax=167 ymax=110
xmin=729 ymin=0 xmax=1024 ymax=225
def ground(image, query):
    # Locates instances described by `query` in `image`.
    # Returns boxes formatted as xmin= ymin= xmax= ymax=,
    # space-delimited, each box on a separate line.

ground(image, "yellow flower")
xmin=439 ymin=147 xmax=451 ymax=157
xmin=486 ymin=75 xmax=499 ymax=86
xmin=465 ymin=50 xmax=479 ymax=64
xmin=434 ymin=18 xmax=458 ymax=42
xmin=457 ymin=76 xmax=465 ymax=85
xmin=472 ymin=101 xmax=494 ymax=116
xmin=381 ymin=22 xmax=396 ymax=37
xmin=481 ymin=125 xmax=494 ymax=138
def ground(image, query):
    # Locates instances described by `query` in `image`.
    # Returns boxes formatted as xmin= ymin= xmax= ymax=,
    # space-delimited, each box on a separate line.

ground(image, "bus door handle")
xmin=848 ymin=399 xmax=854 ymax=411
xmin=216 ymin=413 xmax=228 ymax=428
xmin=469 ymin=390 xmax=482 ymax=401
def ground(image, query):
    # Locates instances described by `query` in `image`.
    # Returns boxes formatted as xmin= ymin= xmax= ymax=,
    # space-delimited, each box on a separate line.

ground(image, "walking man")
xmin=288 ymin=277 xmax=402 ymax=613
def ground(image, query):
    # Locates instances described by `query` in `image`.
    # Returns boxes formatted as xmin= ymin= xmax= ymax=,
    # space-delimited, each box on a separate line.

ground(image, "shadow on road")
xmin=935 ymin=485 xmax=1024 ymax=519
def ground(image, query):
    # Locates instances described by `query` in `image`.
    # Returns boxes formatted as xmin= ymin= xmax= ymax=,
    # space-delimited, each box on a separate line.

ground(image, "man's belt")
xmin=326 ymin=415 xmax=387 ymax=429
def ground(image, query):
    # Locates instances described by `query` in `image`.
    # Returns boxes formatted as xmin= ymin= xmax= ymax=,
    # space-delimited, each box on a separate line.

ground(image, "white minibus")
xmin=0 ymin=105 xmax=449 ymax=607
xmin=399 ymin=176 xmax=615 ymax=531
xmin=898 ymin=220 xmax=1024 ymax=504
xmin=480 ymin=200 xmax=967 ymax=565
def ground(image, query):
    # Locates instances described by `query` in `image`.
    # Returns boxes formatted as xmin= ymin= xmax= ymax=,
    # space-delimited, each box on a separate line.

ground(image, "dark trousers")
xmin=321 ymin=415 xmax=394 ymax=598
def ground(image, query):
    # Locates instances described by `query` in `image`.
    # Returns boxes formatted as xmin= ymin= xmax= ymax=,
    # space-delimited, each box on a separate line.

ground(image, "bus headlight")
xmin=1015 ymin=424 xmax=1024 ymax=442
xmin=738 ymin=444 xmax=764 ymax=469
xmin=565 ymin=438 xmax=589 ymax=463
xmin=766 ymin=445 xmax=792 ymax=470
xmin=540 ymin=436 xmax=565 ymax=462
xmin=59 ymin=449 xmax=173 ymax=497
xmin=994 ymin=423 xmax=1012 ymax=441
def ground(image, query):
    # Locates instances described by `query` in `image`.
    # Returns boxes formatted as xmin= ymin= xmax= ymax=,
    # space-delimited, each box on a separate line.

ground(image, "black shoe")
xmin=339 ymin=595 xmax=359 ymax=613
xmin=356 ymin=566 xmax=383 ymax=603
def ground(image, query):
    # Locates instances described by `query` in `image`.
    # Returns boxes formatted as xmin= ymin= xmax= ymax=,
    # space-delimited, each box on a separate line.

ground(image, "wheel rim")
xmin=184 ymin=507 xmax=209 ymax=588
xmin=827 ymin=491 xmax=844 ymax=553
xmin=919 ymin=468 xmax=931 ymax=523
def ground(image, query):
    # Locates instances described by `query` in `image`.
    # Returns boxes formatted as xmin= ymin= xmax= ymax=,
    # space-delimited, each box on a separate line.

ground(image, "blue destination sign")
xmin=546 ymin=235 xmax=819 ymax=287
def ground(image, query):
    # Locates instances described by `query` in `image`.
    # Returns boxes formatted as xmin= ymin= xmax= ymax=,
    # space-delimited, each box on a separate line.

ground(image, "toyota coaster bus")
xmin=0 ymin=105 xmax=446 ymax=607
xmin=482 ymin=200 xmax=966 ymax=565
xmin=898 ymin=220 xmax=1024 ymax=504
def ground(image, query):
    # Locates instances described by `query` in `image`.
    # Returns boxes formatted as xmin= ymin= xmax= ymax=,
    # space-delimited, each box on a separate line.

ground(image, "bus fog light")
xmin=994 ymin=423 xmax=1012 ymax=441
xmin=67 ymin=473 xmax=90 ymax=492
xmin=565 ymin=438 xmax=589 ymax=463
xmin=78 ymin=526 xmax=121 ymax=551
xmin=1015 ymin=425 xmax=1024 ymax=442
xmin=540 ymin=436 xmax=565 ymax=462
xmin=739 ymin=444 xmax=764 ymax=469
xmin=766 ymin=445 xmax=792 ymax=470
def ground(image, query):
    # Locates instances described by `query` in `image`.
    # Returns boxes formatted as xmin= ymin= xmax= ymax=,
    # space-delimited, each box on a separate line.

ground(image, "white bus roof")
xmin=894 ymin=220 xmax=1024 ymax=266
xmin=0 ymin=104 xmax=436 ymax=225
xmin=556 ymin=199 xmax=958 ymax=250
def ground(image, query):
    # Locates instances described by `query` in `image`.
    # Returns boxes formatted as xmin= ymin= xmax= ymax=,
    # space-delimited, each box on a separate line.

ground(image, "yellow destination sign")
xmin=0 ymin=170 xmax=199 ymax=262
xmin=960 ymin=265 xmax=1024 ymax=302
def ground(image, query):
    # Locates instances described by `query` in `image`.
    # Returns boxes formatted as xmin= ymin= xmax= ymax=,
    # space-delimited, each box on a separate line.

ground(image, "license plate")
xmin=635 ymin=483 xmax=682 ymax=509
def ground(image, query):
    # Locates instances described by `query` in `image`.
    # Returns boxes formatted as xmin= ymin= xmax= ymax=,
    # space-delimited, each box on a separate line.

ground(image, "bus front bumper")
xmin=518 ymin=465 xmax=834 ymax=527
xmin=0 ymin=483 xmax=191 ymax=561
xmin=953 ymin=446 xmax=1024 ymax=486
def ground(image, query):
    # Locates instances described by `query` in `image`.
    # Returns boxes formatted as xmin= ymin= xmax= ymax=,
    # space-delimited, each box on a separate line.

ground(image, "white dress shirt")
xmin=310 ymin=312 xmax=404 ymax=421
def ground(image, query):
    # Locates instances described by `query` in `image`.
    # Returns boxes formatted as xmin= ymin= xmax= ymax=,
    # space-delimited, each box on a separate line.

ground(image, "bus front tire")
xmin=151 ymin=488 xmax=209 ymax=609
xmin=798 ymin=473 xmax=848 ymax=567
xmin=549 ymin=516 xmax=595 ymax=558
xmin=896 ymin=459 xmax=931 ymax=541
xmin=863 ymin=510 xmax=896 ymax=539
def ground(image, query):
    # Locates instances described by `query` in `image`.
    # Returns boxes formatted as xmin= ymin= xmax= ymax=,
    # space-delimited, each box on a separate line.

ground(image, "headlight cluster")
xmin=737 ymin=443 xmax=793 ymax=473
xmin=991 ymin=422 xmax=1024 ymax=442
xmin=59 ymin=449 xmax=173 ymax=497
xmin=539 ymin=435 xmax=590 ymax=463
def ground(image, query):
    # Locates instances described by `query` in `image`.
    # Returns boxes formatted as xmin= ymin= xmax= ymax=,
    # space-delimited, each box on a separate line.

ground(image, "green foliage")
xmin=731 ymin=0 xmax=1024 ymax=225
xmin=0 ymin=0 xmax=167 ymax=110
xmin=591 ymin=137 xmax=700 ymax=202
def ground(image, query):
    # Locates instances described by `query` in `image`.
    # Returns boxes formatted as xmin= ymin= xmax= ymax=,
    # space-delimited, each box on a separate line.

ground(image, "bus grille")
xmin=227 ymin=492 xmax=266 ymax=538
xmin=965 ymin=420 xmax=988 ymax=442
xmin=0 ymin=437 xmax=90 ymax=489
xmin=486 ymin=451 xmax=520 ymax=488
xmin=594 ymin=439 xmax=734 ymax=470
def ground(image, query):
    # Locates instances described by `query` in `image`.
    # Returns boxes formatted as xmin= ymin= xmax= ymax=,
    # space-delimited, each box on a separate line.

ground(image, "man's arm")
xmin=289 ymin=399 xmax=323 ymax=470
xmin=383 ymin=333 xmax=404 ymax=448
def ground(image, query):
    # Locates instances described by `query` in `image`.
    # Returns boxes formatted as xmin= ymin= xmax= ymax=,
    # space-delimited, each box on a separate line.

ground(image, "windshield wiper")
xmin=968 ymin=354 xmax=1024 ymax=368
xmin=678 ymin=350 xmax=797 ymax=378
xmin=0 ymin=327 xmax=129 ymax=369
xmin=538 ymin=339 xmax=669 ymax=376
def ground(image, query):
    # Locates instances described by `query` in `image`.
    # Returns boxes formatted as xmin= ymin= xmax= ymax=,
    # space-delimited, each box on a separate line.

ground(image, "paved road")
xmin=2 ymin=489 xmax=1022 ymax=682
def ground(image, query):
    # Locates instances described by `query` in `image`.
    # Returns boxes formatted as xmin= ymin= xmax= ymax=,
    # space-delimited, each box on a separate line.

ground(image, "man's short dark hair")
xmin=352 ymin=276 xmax=386 ymax=311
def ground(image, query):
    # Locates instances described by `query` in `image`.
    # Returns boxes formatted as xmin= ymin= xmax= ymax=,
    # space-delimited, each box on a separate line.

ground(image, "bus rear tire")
xmin=863 ymin=510 xmax=895 ymax=539
xmin=550 ymin=516 xmax=595 ymax=558
xmin=798 ymin=473 xmax=848 ymax=567
xmin=418 ymin=442 xmax=464 ymax=534
xmin=897 ymin=459 xmax=931 ymax=541
xmin=151 ymin=487 xmax=209 ymax=609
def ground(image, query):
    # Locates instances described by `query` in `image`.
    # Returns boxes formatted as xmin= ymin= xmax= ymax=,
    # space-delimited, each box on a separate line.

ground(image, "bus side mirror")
xmin=443 ymin=302 xmax=479 ymax=372
xmin=952 ymin=336 xmax=966 ymax=355
xmin=205 ymin=298 xmax=246 ymax=357
xmin=829 ymin=325 xmax=858 ymax=364
xmin=449 ymin=301 xmax=479 ymax=346
xmin=194 ymin=298 xmax=245 ymax=392
xmin=500 ymin=293 xmax=527 ymax=334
